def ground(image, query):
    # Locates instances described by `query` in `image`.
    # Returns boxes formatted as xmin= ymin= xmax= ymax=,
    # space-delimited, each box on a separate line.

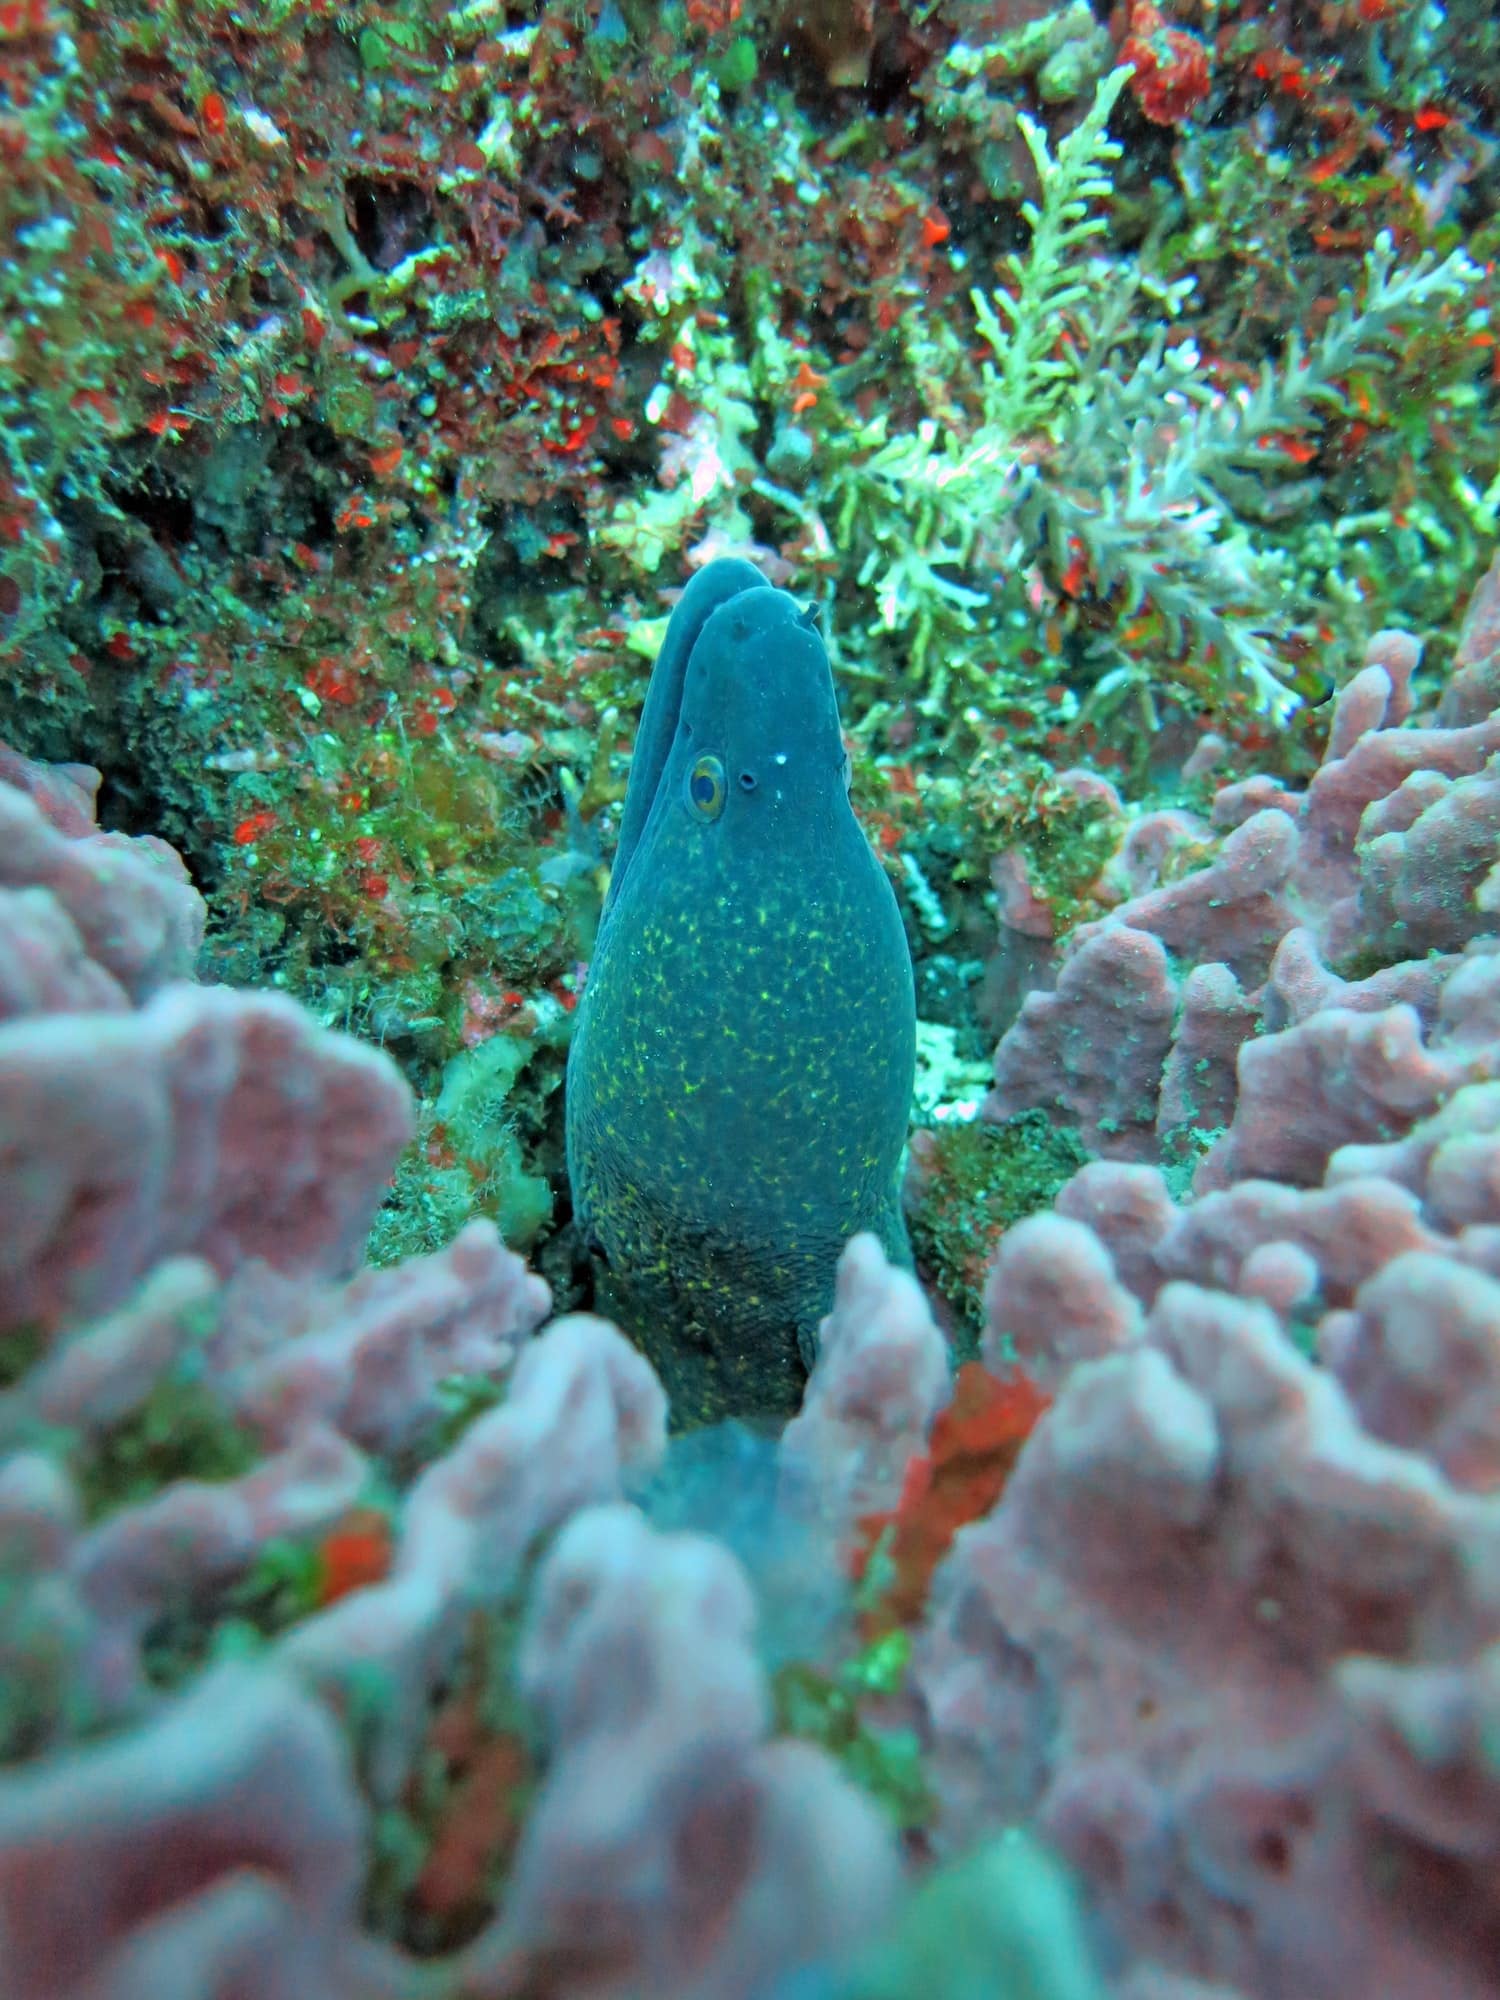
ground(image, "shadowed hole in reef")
xmin=347 ymin=175 xmax=434 ymax=272
xmin=1252 ymin=1828 xmax=1291 ymax=1876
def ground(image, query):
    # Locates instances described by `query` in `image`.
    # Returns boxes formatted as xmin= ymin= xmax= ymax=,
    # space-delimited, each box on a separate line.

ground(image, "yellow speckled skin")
xmin=565 ymin=562 xmax=916 ymax=1422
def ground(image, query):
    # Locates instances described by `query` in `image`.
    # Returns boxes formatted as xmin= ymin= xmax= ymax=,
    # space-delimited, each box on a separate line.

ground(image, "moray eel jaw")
xmin=566 ymin=563 xmax=916 ymax=1423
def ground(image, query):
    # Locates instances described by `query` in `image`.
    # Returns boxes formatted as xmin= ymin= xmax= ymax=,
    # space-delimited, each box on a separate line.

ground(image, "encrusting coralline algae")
xmin=3 ymin=553 xmax=1500 ymax=1996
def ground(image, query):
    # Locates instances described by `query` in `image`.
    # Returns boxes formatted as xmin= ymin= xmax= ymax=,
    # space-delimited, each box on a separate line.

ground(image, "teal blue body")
xmin=565 ymin=560 xmax=916 ymax=1422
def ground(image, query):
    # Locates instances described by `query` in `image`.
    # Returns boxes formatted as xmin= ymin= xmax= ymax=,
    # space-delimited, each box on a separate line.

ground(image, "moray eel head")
xmin=566 ymin=561 xmax=916 ymax=1423
xmin=674 ymin=592 xmax=847 ymax=852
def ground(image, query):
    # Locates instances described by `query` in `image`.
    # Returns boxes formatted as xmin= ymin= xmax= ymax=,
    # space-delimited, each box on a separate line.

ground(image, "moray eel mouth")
xmin=566 ymin=560 xmax=916 ymax=1424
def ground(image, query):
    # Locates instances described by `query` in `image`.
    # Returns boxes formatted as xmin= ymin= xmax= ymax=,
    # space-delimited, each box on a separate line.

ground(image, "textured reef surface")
xmin=2 ymin=0 xmax=1500 ymax=1994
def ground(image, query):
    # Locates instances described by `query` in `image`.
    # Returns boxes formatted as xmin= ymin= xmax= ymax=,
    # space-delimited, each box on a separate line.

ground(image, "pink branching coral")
xmin=780 ymin=1231 xmax=951 ymax=1529
xmin=917 ymin=1164 xmax=1500 ymax=1997
xmin=9 ymin=559 xmax=1500 ymax=1999
xmin=900 ymin=553 xmax=1500 ymax=1997
xmin=0 ymin=744 xmax=907 ymax=2000
xmin=989 ymin=583 xmax=1500 ymax=1179
xmin=0 ymin=746 xmax=202 ymax=1008
xmin=458 ymin=1503 xmax=901 ymax=2000
xmin=0 ymin=1662 xmax=384 ymax=2000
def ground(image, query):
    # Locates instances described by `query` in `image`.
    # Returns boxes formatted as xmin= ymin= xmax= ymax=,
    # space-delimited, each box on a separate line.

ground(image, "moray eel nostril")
xmin=564 ymin=558 xmax=917 ymax=1423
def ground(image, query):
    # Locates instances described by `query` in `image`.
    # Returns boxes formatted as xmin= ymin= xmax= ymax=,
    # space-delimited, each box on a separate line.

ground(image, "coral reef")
xmin=918 ymin=1223 xmax=1500 ymax=1997
xmin=14 ymin=557 xmax=1500 ymax=1998
xmin=0 ymin=738 xmax=920 ymax=1999
xmin=985 ymin=584 xmax=1500 ymax=1182
xmin=1 ymin=0 xmax=1493 ymax=1297
xmin=2 ymin=0 xmax=1493 ymax=1037
xmin=897 ymin=556 xmax=1500 ymax=1996
xmin=14 ymin=550 xmax=1500 ymax=1994
xmin=3 ymin=0 xmax=1500 ymax=1993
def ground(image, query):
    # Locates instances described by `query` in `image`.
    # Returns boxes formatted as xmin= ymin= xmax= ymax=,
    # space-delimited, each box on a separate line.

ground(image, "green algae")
xmin=773 ymin=1630 xmax=932 ymax=1834
xmin=77 ymin=1373 xmax=261 ymax=1524
xmin=909 ymin=1112 xmax=1091 ymax=1334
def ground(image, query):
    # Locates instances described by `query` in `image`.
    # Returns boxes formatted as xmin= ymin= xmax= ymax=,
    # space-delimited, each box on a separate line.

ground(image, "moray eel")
xmin=565 ymin=558 xmax=916 ymax=1422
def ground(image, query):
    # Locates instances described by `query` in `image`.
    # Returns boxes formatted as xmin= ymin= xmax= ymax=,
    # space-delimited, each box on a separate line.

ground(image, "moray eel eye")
xmin=687 ymin=753 xmax=726 ymax=820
